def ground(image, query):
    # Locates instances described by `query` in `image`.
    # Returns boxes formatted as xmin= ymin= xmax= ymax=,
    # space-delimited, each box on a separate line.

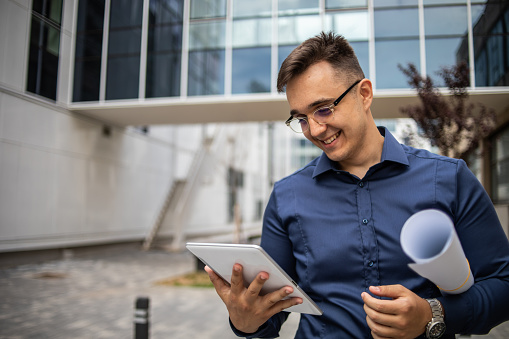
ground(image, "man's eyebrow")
xmin=289 ymin=97 xmax=334 ymax=116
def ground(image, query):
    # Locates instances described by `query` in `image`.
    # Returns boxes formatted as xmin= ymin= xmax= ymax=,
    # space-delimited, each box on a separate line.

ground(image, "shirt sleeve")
xmin=438 ymin=160 xmax=509 ymax=335
xmin=229 ymin=183 xmax=297 ymax=338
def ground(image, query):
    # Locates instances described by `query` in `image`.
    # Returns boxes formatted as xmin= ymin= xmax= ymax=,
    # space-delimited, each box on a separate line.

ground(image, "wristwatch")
xmin=425 ymin=298 xmax=446 ymax=339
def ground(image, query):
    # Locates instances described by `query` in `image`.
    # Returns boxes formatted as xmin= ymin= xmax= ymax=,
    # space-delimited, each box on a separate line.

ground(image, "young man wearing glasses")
xmin=205 ymin=32 xmax=509 ymax=338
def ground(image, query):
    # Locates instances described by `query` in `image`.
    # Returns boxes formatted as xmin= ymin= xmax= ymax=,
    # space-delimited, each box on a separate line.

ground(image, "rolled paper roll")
xmin=400 ymin=209 xmax=474 ymax=294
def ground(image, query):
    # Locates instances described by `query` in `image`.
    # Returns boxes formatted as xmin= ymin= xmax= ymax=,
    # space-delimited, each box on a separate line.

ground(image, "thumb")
xmin=369 ymin=284 xmax=406 ymax=299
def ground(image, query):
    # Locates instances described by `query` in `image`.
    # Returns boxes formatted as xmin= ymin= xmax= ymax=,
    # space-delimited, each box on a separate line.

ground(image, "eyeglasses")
xmin=285 ymin=79 xmax=363 ymax=133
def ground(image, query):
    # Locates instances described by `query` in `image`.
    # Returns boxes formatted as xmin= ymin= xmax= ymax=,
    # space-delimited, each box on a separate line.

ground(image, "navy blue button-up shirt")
xmin=233 ymin=128 xmax=509 ymax=338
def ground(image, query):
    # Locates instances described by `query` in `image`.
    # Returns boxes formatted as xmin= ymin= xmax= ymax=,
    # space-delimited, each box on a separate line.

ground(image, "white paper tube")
xmin=400 ymin=209 xmax=473 ymax=294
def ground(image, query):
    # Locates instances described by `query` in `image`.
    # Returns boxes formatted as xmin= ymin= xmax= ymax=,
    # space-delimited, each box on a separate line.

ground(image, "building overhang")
xmin=69 ymin=88 xmax=509 ymax=127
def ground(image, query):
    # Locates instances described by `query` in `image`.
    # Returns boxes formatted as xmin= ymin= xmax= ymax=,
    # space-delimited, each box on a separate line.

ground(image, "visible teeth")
xmin=323 ymin=132 xmax=340 ymax=145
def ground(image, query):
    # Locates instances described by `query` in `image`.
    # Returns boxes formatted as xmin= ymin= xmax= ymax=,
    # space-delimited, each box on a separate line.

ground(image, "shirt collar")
xmin=312 ymin=127 xmax=409 ymax=178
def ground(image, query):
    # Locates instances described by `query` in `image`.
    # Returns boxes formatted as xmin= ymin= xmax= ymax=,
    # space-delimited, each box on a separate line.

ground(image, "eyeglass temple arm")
xmin=333 ymin=79 xmax=362 ymax=106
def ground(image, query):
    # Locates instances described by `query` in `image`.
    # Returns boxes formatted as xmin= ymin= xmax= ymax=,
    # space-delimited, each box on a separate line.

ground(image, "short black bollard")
xmin=134 ymin=296 xmax=150 ymax=339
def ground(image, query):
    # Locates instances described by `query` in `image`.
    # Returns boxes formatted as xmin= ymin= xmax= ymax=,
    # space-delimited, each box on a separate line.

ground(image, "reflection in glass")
xmin=73 ymin=0 xmax=104 ymax=102
xmin=232 ymin=18 xmax=272 ymax=48
xmin=232 ymin=47 xmax=271 ymax=94
xmin=27 ymin=16 xmax=61 ymax=100
xmin=326 ymin=0 xmax=366 ymax=9
xmin=373 ymin=0 xmax=417 ymax=7
xmin=233 ymin=0 xmax=271 ymax=18
xmin=189 ymin=21 xmax=226 ymax=50
xmin=146 ymin=0 xmax=184 ymax=98
xmin=188 ymin=50 xmax=225 ymax=95
xmin=325 ymin=11 xmax=369 ymax=41
xmin=188 ymin=20 xmax=225 ymax=96
xmin=425 ymin=38 xmax=467 ymax=86
xmin=374 ymin=8 xmax=419 ymax=38
xmin=423 ymin=0 xmax=466 ymax=5
xmin=106 ymin=0 xmax=143 ymax=100
xmin=279 ymin=0 xmax=318 ymax=14
xmin=279 ymin=15 xmax=321 ymax=45
xmin=424 ymin=6 xmax=467 ymax=36
xmin=375 ymin=39 xmax=420 ymax=89
xmin=472 ymin=3 xmax=509 ymax=86
xmin=190 ymin=0 xmax=226 ymax=19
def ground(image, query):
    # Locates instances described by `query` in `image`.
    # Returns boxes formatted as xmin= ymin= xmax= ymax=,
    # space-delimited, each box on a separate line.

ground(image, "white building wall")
xmin=0 ymin=0 xmax=180 ymax=252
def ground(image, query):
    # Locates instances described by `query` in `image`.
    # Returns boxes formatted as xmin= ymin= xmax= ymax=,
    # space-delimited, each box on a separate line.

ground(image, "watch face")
xmin=429 ymin=322 xmax=446 ymax=338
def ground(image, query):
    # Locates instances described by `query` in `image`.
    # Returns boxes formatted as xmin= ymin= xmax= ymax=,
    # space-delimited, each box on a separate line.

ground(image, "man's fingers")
xmin=229 ymin=264 xmax=246 ymax=294
xmin=244 ymin=271 xmax=270 ymax=302
xmin=369 ymin=284 xmax=406 ymax=298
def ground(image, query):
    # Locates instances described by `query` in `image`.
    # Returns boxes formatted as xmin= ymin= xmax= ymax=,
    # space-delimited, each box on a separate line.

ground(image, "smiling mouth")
xmin=322 ymin=131 xmax=341 ymax=145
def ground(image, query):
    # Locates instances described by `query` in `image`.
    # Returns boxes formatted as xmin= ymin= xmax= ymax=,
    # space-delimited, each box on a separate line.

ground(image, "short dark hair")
xmin=277 ymin=31 xmax=365 ymax=93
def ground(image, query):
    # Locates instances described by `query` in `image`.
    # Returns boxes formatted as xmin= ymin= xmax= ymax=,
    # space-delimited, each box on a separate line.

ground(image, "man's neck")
xmin=338 ymin=126 xmax=385 ymax=179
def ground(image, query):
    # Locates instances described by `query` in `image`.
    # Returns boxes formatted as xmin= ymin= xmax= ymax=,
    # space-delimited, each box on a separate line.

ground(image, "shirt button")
xmin=362 ymin=218 xmax=369 ymax=224
xmin=358 ymin=182 xmax=364 ymax=188
xmin=368 ymin=261 xmax=374 ymax=267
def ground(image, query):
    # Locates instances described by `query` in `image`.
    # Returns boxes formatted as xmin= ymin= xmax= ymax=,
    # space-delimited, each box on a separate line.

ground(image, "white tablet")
xmin=186 ymin=242 xmax=323 ymax=315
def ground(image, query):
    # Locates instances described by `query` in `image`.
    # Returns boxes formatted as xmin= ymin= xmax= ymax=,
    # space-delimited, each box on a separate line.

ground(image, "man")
xmin=205 ymin=32 xmax=509 ymax=338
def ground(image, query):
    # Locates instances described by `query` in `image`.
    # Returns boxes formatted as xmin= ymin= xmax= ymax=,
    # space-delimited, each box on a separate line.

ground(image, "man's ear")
xmin=358 ymin=79 xmax=373 ymax=111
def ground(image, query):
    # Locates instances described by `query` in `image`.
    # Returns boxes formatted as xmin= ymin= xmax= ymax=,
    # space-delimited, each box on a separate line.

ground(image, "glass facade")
xmin=146 ymin=0 xmax=184 ymax=98
xmin=73 ymin=0 xmax=104 ymax=102
xmin=27 ymin=0 xmax=63 ymax=101
xmin=72 ymin=0 xmax=509 ymax=102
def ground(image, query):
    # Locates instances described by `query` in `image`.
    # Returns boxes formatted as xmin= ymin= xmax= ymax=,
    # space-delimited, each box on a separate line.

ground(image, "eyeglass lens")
xmin=291 ymin=107 xmax=333 ymax=132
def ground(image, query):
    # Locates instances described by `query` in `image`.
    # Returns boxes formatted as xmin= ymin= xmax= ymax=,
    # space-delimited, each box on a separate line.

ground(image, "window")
xmin=188 ymin=21 xmax=226 ymax=95
xmin=424 ymin=4 xmax=469 ymax=86
xmin=232 ymin=47 xmax=271 ymax=94
xmin=146 ymin=0 xmax=184 ymax=98
xmin=374 ymin=7 xmax=420 ymax=89
xmin=27 ymin=0 xmax=63 ymax=100
xmin=73 ymin=0 xmax=105 ymax=102
xmin=472 ymin=1 xmax=509 ymax=87
xmin=106 ymin=0 xmax=143 ymax=100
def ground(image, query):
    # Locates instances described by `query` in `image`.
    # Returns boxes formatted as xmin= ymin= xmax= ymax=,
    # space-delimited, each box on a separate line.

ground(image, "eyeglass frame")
xmin=285 ymin=79 xmax=363 ymax=133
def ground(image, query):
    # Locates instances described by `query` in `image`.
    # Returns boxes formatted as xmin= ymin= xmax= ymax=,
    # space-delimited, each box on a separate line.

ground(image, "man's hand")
xmin=205 ymin=263 xmax=303 ymax=334
xmin=361 ymin=285 xmax=432 ymax=339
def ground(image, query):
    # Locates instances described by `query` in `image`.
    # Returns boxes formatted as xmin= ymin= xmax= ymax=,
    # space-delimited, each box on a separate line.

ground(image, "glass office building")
xmin=68 ymin=0 xmax=509 ymax=105
xmin=1 ymin=0 xmax=508 ymax=252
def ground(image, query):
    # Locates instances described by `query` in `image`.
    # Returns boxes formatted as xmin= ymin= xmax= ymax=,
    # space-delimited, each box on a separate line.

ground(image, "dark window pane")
xmin=146 ymin=0 xmax=184 ymax=98
xmin=472 ymin=3 xmax=509 ymax=87
xmin=188 ymin=50 xmax=225 ymax=95
xmin=32 ymin=0 xmax=62 ymax=24
xmin=27 ymin=15 xmax=60 ymax=100
xmin=106 ymin=56 xmax=141 ymax=99
xmin=146 ymin=52 xmax=181 ymax=97
xmin=106 ymin=0 xmax=143 ymax=100
xmin=232 ymin=47 xmax=270 ymax=94
xmin=73 ymin=0 xmax=105 ymax=102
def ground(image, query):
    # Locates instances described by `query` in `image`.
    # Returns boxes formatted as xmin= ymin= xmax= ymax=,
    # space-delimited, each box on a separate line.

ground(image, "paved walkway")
xmin=0 ymin=246 xmax=507 ymax=339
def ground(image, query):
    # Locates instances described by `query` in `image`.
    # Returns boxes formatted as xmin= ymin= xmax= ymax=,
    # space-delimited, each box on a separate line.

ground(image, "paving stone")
xmin=0 ymin=248 xmax=506 ymax=338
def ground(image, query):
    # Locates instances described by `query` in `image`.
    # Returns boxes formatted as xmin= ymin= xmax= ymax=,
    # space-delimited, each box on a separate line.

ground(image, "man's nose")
xmin=307 ymin=117 xmax=327 ymax=136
